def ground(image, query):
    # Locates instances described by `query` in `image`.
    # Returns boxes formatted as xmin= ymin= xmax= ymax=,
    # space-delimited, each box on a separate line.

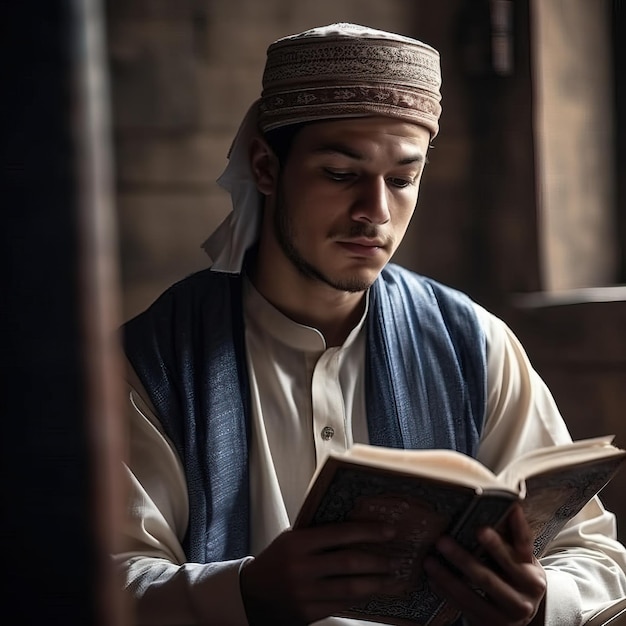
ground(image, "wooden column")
xmin=1 ymin=1 xmax=128 ymax=623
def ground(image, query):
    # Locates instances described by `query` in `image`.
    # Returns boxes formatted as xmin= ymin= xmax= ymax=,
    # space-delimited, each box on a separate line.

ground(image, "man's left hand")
xmin=423 ymin=503 xmax=547 ymax=626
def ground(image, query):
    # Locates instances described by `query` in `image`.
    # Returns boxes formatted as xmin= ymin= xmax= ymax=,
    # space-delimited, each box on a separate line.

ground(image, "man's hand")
xmin=239 ymin=522 xmax=408 ymax=626
xmin=423 ymin=503 xmax=547 ymax=625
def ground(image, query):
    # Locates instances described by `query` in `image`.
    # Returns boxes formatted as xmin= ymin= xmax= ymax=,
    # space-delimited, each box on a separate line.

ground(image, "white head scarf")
xmin=201 ymin=100 xmax=263 ymax=273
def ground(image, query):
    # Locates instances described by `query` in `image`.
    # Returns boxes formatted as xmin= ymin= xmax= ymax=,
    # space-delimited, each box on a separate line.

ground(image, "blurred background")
xmin=2 ymin=0 xmax=625 ymax=624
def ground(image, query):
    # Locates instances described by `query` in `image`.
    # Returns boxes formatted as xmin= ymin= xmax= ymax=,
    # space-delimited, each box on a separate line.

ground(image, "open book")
xmin=294 ymin=436 xmax=626 ymax=626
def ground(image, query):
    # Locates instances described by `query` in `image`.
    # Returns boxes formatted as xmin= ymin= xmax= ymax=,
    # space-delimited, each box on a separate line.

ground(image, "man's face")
xmin=266 ymin=116 xmax=430 ymax=293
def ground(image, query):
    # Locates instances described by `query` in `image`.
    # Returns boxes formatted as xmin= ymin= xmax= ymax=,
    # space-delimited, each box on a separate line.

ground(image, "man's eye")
xmin=388 ymin=178 xmax=412 ymax=189
xmin=324 ymin=169 xmax=354 ymax=182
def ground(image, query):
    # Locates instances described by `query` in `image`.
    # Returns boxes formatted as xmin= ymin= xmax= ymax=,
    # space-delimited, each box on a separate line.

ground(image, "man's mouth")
xmin=336 ymin=238 xmax=387 ymax=256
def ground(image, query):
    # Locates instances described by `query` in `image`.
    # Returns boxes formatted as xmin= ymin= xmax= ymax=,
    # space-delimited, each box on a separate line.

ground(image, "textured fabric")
xmin=123 ymin=271 xmax=251 ymax=562
xmin=259 ymin=23 xmax=442 ymax=138
xmin=367 ymin=267 xmax=486 ymax=457
xmin=123 ymin=263 xmax=486 ymax=563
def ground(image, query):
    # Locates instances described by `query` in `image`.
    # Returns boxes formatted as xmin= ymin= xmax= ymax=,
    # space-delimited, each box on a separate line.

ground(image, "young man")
xmin=116 ymin=23 xmax=626 ymax=626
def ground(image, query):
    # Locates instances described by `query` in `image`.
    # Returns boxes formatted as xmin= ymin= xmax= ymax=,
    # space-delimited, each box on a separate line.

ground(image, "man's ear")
xmin=250 ymin=136 xmax=279 ymax=195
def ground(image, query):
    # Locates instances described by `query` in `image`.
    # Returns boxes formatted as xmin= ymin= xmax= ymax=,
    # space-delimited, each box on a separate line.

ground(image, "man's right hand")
xmin=239 ymin=522 xmax=409 ymax=625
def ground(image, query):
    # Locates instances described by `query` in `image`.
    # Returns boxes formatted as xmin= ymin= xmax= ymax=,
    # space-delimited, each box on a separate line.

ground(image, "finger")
xmin=476 ymin=521 xmax=535 ymax=585
xmin=467 ymin=505 xmax=534 ymax=581
xmin=314 ymin=568 xmax=411 ymax=602
xmin=436 ymin=535 xmax=519 ymax=600
xmin=302 ymin=581 xmax=409 ymax=626
xmin=424 ymin=554 xmax=504 ymax=624
xmin=507 ymin=503 xmax=535 ymax=561
xmin=300 ymin=521 xmax=397 ymax=553
xmin=308 ymin=544 xmax=404 ymax=577
xmin=477 ymin=525 xmax=522 ymax=575
xmin=424 ymin=550 xmax=537 ymax=625
xmin=431 ymin=535 xmax=546 ymax=620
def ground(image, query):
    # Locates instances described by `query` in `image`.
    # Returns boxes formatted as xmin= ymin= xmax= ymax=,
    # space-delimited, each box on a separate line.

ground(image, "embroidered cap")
xmin=258 ymin=22 xmax=442 ymax=138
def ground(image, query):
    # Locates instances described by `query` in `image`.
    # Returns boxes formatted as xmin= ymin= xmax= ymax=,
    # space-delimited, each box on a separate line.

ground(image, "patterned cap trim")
xmin=259 ymin=24 xmax=442 ymax=137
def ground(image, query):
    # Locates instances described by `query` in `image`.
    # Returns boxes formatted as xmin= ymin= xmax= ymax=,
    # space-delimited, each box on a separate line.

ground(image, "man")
xmin=116 ymin=23 xmax=626 ymax=626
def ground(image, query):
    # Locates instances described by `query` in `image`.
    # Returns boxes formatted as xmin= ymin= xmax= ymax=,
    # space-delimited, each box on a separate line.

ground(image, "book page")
xmin=340 ymin=444 xmax=507 ymax=492
xmin=521 ymin=454 xmax=626 ymax=556
xmin=496 ymin=436 xmax=624 ymax=490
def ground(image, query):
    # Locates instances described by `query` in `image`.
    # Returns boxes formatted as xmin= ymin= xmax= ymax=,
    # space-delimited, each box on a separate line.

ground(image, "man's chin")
xmin=292 ymin=254 xmax=384 ymax=292
xmin=325 ymin=268 xmax=382 ymax=293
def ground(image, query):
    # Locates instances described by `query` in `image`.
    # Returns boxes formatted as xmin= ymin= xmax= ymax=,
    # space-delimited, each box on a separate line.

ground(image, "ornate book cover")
xmin=294 ymin=438 xmax=626 ymax=625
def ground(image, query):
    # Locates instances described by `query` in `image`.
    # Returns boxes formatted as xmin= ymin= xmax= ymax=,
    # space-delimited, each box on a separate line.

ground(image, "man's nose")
xmin=351 ymin=177 xmax=391 ymax=225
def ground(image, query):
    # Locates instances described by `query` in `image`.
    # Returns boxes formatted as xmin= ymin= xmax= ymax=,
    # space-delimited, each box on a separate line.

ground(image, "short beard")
xmin=273 ymin=185 xmax=374 ymax=293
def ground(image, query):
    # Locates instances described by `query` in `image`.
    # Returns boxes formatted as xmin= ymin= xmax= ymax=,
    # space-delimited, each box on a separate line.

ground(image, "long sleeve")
xmin=473 ymin=304 xmax=626 ymax=625
xmin=114 ymin=367 xmax=251 ymax=626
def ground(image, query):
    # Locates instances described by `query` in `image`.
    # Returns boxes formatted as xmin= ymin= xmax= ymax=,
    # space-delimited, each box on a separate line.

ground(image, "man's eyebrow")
xmin=398 ymin=154 xmax=425 ymax=165
xmin=312 ymin=142 xmax=425 ymax=165
xmin=312 ymin=143 xmax=364 ymax=160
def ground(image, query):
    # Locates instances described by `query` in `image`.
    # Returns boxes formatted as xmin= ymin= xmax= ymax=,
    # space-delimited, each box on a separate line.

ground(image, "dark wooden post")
xmin=1 ymin=1 xmax=128 ymax=623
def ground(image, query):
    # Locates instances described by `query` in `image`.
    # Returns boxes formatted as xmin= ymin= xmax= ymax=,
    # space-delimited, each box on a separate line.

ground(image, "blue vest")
xmin=123 ymin=263 xmax=487 ymax=564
